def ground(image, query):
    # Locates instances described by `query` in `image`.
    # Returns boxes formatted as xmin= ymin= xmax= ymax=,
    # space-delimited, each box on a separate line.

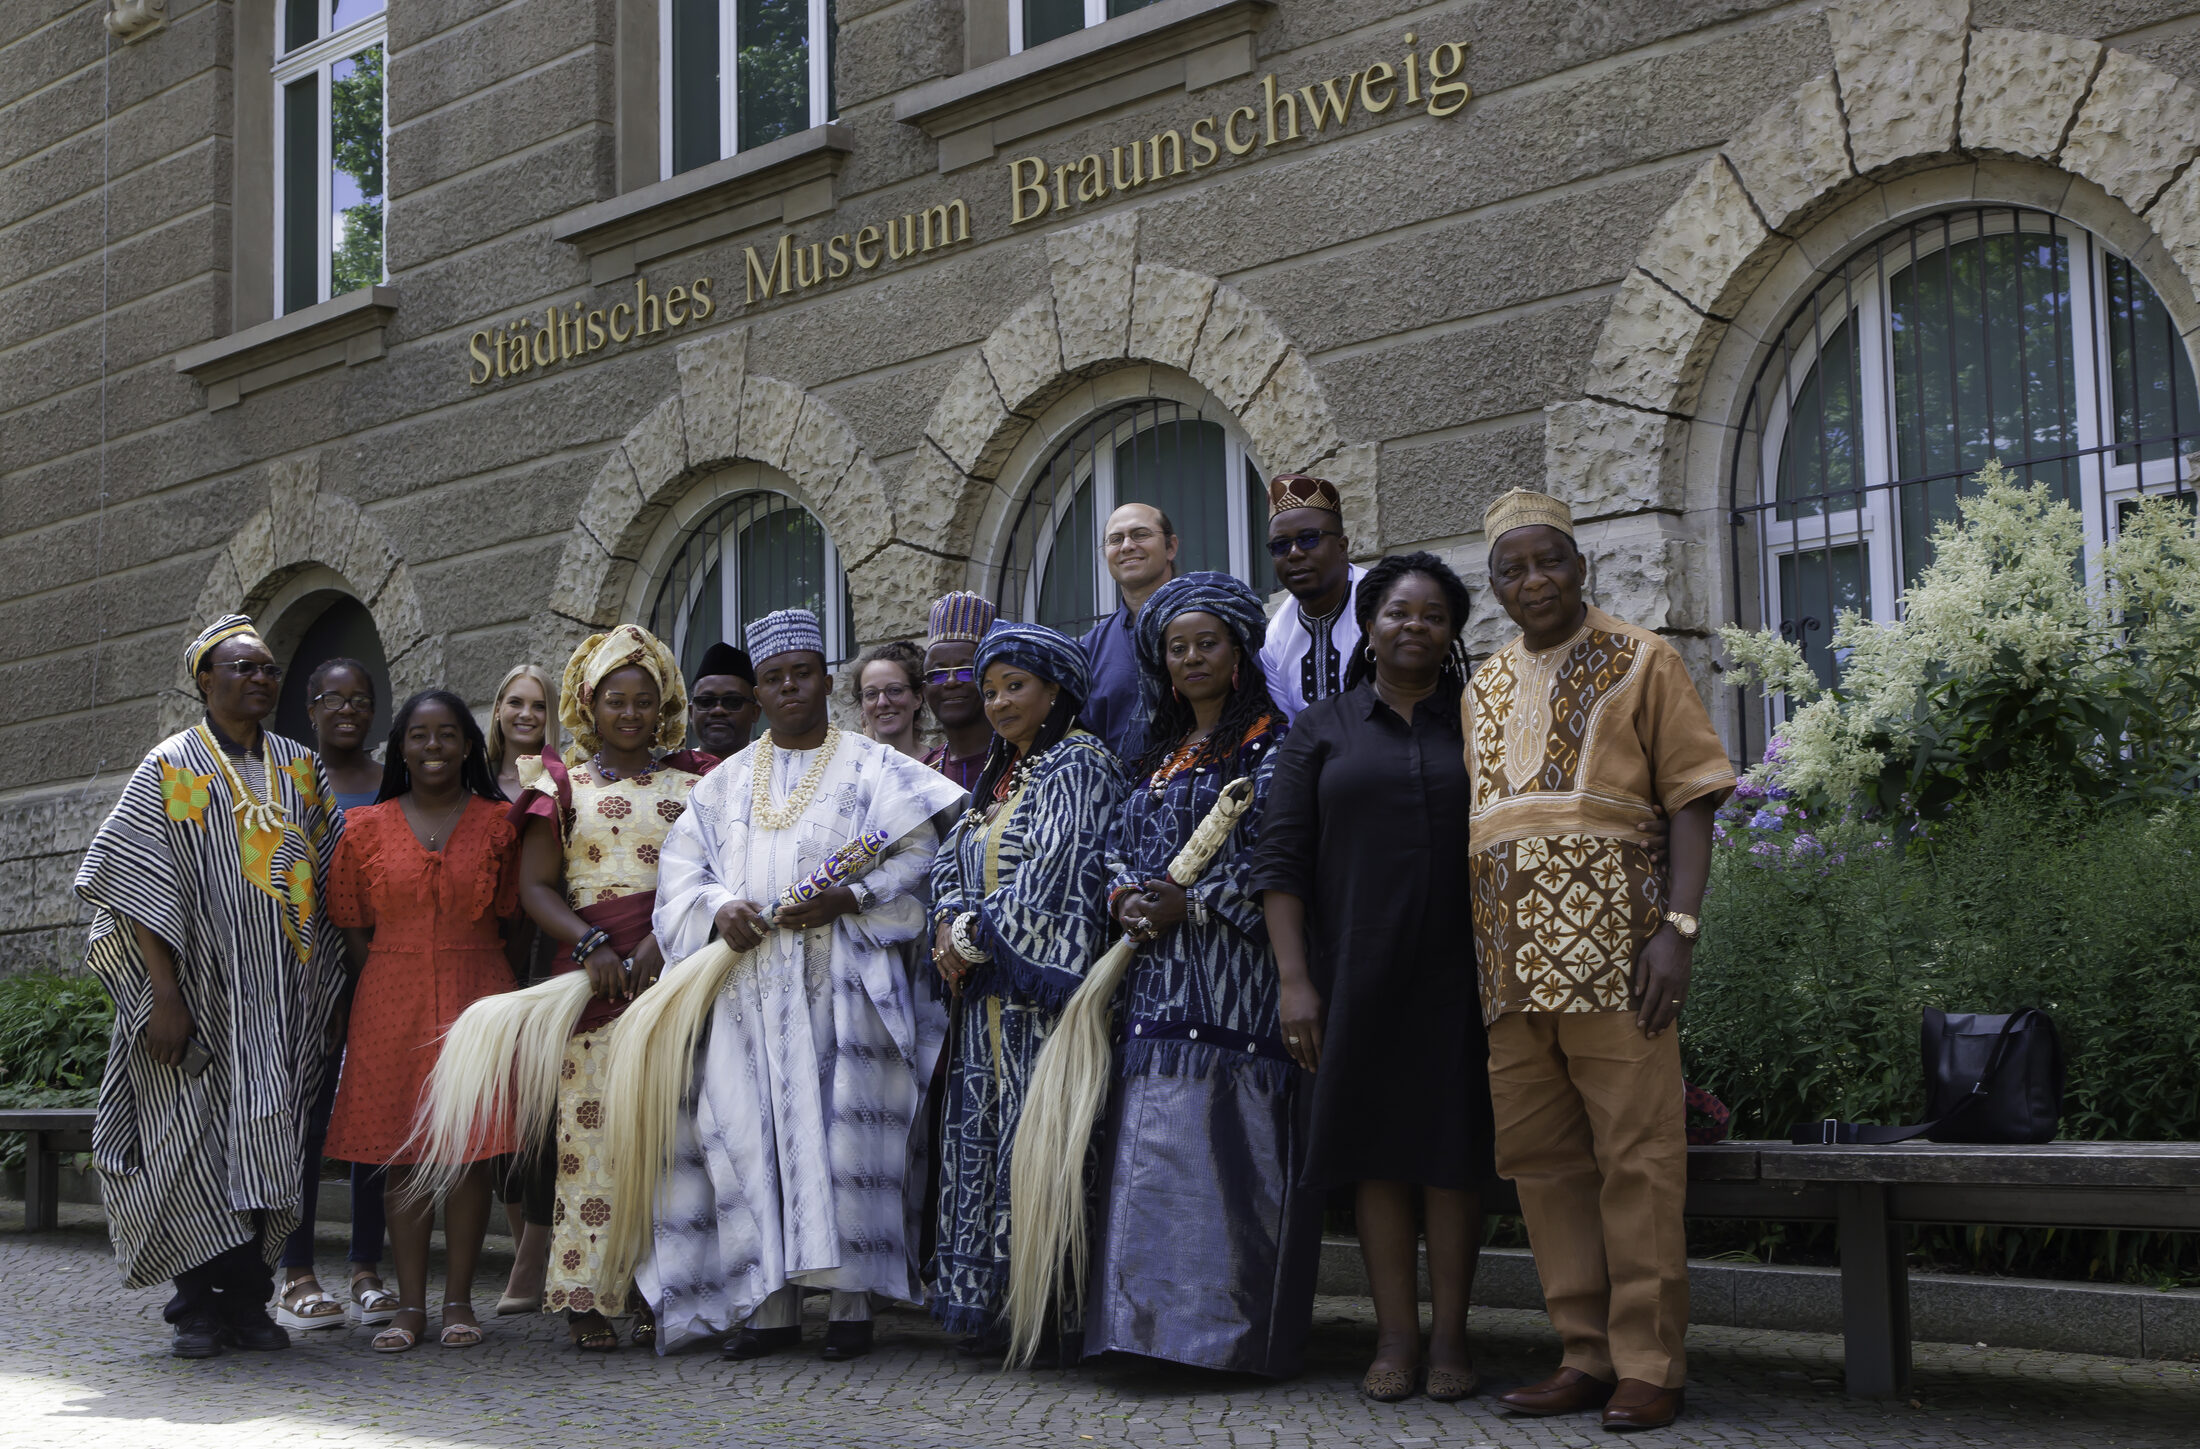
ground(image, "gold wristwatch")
xmin=1663 ymin=910 xmax=1700 ymax=942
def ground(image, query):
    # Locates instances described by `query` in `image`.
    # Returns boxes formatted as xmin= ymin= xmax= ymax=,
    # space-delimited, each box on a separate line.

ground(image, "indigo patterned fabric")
xmin=927 ymin=730 xmax=1126 ymax=1335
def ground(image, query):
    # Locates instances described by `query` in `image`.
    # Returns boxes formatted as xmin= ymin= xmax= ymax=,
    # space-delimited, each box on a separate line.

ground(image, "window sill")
xmin=552 ymin=124 xmax=856 ymax=284
xmin=173 ymin=286 xmax=399 ymax=411
xmin=895 ymin=0 xmax=1273 ymax=173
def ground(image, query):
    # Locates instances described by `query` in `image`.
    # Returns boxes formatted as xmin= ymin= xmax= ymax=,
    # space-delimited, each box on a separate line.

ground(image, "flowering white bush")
xmin=1721 ymin=460 xmax=2200 ymax=813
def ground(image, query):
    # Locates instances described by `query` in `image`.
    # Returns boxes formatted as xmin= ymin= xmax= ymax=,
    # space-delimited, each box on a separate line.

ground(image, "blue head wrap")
xmin=1134 ymin=571 xmax=1268 ymax=678
xmin=975 ymin=621 xmax=1090 ymax=705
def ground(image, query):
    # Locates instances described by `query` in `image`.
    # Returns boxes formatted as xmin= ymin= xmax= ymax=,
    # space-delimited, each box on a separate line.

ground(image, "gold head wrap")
xmin=1483 ymin=488 xmax=1575 ymax=543
xmin=557 ymin=624 xmax=688 ymax=765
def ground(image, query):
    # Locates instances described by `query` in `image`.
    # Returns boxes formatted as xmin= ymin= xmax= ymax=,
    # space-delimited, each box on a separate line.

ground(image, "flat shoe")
xmin=1601 ymin=1380 xmax=1683 ymax=1431
xmin=494 ymin=1292 xmax=541 ymax=1316
xmin=1500 ymin=1366 xmax=1615 ymax=1417
xmin=440 ymin=1303 xmax=483 ymax=1347
xmin=722 ymin=1324 xmax=800 ymax=1360
xmin=1426 ymin=1364 xmax=1480 ymax=1402
xmin=1361 ymin=1364 xmax=1417 ymax=1402
xmin=820 ymin=1320 xmax=873 ymax=1361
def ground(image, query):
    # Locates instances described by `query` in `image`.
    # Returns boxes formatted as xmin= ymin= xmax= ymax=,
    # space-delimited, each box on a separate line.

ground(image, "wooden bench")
xmin=0 ymin=1108 xmax=95 ymax=1233
xmin=1481 ymin=1139 xmax=2200 ymax=1398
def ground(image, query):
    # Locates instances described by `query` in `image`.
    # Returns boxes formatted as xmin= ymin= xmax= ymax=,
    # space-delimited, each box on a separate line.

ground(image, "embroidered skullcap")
xmin=1266 ymin=473 xmax=1343 ymax=517
xmin=187 ymin=613 xmax=266 ymax=675
xmin=695 ymin=642 xmax=754 ymax=684
xmin=1483 ymin=488 xmax=1575 ymax=543
xmin=745 ymin=608 xmax=826 ymax=667
xmin=1135 ymin=571 xmax=1268 ymax=679
xmin=558 ymin=623 xmax=688 ymax=764
xmin=975 ymin=621 xmax=1090 ymax=705
xmin=926 ymin=591 xmax=997 ymax=650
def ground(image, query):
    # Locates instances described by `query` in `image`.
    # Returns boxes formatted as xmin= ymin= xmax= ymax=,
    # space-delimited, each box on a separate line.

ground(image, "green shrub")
xmin=0 ymin=973 xmax=112 ymax=1174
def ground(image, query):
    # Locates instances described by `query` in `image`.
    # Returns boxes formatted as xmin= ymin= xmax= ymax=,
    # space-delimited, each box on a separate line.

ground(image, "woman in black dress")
xmin=1250 ymin=552 xmax=1492 ymax=1405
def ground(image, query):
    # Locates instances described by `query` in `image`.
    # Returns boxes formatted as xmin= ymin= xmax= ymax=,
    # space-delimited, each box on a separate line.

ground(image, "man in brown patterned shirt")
xmin=1463 ymin=490 xmax=1733 ymax=1431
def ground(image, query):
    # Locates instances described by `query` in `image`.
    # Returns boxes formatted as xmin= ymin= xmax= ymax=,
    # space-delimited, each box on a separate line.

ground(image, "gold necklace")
xmin=405 ymin=792 xmax=467 ymax=849
xmin=751 ymin=726 xmax=841 ymax=831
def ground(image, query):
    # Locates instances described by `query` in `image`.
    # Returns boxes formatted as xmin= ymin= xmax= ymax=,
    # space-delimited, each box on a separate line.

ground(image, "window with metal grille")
xmin=274 ymin=0 xmax=385 ymax=315
xmin=995 ymin=400 xmax=1271 ymax=636
xmin=663 ymin=0 xmax=836 ymax=179
xmin=1729 ymin=207 xmax=2199 ymax=747
xmin=647 ymin=490 xmax=853 ymax=678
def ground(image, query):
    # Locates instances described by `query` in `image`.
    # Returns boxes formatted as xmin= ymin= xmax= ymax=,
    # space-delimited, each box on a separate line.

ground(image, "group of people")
xmin=77 ymin=476 xmax=1732 ymax=1431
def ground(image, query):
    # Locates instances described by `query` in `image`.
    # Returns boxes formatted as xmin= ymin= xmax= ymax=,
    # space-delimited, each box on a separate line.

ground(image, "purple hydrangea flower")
xmin=1749 ymin=809 xmax=1781 ymax=830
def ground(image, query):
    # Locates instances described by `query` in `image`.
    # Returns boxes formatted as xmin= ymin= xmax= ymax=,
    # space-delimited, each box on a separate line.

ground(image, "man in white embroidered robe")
xmin=641 ymin=609 xmax=965 ymax=1359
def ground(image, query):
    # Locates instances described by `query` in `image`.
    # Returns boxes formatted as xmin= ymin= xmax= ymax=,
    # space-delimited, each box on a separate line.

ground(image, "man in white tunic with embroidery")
xmin=641 ymin=608 xmax=965 ymax=1361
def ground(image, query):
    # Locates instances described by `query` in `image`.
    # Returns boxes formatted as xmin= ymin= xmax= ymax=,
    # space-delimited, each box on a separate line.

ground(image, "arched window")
xmin=995 ymin=400 xmax=1272 ymax=634
xmin=1735 ymin=207 xmax=2199 ymax=692
xmin=646 ymin=489 xmax=852 ymax=677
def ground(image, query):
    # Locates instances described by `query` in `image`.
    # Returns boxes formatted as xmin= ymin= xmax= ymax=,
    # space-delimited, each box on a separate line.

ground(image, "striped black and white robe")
xmin=74 ymin=722 xmax=348 ymax=1289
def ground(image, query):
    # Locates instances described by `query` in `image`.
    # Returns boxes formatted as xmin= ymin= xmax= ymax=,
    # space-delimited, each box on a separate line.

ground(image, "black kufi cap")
xmin=696 ymin=642 xmax=755 ymax=684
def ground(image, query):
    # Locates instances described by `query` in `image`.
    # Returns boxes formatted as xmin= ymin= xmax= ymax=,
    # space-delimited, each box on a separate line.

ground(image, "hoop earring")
xmin=1364 ymin=645 xmax=1377 ymax=662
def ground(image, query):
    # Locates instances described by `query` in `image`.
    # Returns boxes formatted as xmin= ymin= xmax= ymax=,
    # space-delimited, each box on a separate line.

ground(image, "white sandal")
xmin=275 ymin=1276 xmax=348 ymax=1332
xmin=351 ymin=1271 xmax=399 ymax=1327
xmin=439 ymin=1302 xmax=484 ymax=1348
xmin=372 ymin=1311 xmax=422 ymax=1354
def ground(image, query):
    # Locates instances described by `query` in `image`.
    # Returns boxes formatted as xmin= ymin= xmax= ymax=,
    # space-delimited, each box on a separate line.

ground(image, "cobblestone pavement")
xmin=4 ymin=1203 xmax=2196 ymax=1448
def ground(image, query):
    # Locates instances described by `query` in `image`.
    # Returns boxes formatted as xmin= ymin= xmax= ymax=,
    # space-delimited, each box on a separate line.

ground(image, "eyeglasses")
xmin=1103 ymin=526 xmax=1166 ymax=550
xmin=925 ymin=667 xmax=977 ymax=686
xmin=861 ymin=684 xmax=914 ymax=705
xmin=212 ymin=661 xmax=284 ymax=681
xmin=1266 ymin=528 xmax=1341 ymax=559
xmin=311 ymin=692 xmax=374 ymax=713
xmin=691 ymin=693 xmax=751 ymax=711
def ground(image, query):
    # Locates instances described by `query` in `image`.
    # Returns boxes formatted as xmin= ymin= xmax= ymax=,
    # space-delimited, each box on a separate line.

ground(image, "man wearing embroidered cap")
xmin=1257 ymin=475 xmax=1366 ymax=722
xmin=75 ymin=614 xmax=348 ymax=1357
xmin=640 ymin=608 xmax=966 ymax=1363
xmin=920 ymin=591 xmax=997 ymax=793
xmin=1466 ymin=491 xmax=1735 ymax=1430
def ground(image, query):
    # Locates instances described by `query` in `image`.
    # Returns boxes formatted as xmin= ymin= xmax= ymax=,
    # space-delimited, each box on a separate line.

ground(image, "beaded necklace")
xmin=196 ymin=723 xmax=287 ymax=838
xmin=752 ymin=726 xmax=841 ymax=832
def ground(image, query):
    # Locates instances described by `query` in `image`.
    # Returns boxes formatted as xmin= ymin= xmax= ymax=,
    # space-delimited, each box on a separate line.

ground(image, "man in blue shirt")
xmin=1079 ymin=501 xmax=1178 ymax=763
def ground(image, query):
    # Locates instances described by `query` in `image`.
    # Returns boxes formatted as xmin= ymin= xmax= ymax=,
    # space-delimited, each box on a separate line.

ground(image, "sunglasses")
xmin=691 ymin=693 xmax=752 ymax=711
xmin=1266 ymin=528 xmax=1341 ymax=559
xmin=211 ymin=660 xmax=284 ymax=681
xmin=925 ymin=667 xmax=977 ymax=686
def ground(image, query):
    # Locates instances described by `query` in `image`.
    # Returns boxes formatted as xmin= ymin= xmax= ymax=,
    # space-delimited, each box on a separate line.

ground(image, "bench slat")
xmin=1743 ymin=1140 xmax=2200 ymax=1189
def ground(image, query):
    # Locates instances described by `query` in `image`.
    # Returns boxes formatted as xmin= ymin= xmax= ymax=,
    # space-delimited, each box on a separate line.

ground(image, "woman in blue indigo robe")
xmin=929 ymin=622 xmax=1128 ymax=1355
xmin=1083 ymin=572 xmax=1322 ymax=1377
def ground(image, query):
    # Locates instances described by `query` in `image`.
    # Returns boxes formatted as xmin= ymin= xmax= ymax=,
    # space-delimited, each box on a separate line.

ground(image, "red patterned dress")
xmin=324 ymin=797 xmax=520 ymax=1164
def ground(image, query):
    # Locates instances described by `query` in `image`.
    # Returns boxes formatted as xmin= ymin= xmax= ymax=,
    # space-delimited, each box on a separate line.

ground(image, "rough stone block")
xmin=852 ymin=541 xmax=963 ymax=644
xmin=1188 ymin=285 xmax=1289 ymax=413
xmin=890 ymin=441 xmax=976 ymax=553
xmin=677 ymin=326 xmax=749 ymax=467
xmin=1046 ymin=211 xmax=1138 ymax=373
xmin=1961 ymin=28 xmax=2102 ymax=162
xmin=737 ymin=375 xmax=806 ymax=473
xmin=1581 ymin=522 xmax=1708 ymax=635
xmin=1323 ymin=442 xmax=1381 ymax=563
xmin=784 ymin=392 xmax=863 ymax=501
xmin=225 ymin=511 xmax=277 ymax=597
xmin=1581 ymin=270 xmax=1724 ymax=417
xmin=2063 ymin=49 xmax=2200 ymax=215
xmin=1128 ymin=264 xmax=1215 ymax=373
xmin=1240 ymin=349 xmax=1341 ymax=478
xmin=1636 ymin=156 xmax=1776 ymax=320
xmin=264 ymin=455 xmax=321 ymax=567
xmin=620 ymin=394 xmax=690 ymax=501
xmin=821 ymin=451 xmax=896 ymax=561
xmin=981 ymin=293 xmax=1067 ymax=416
xmin=545 ymin=527 xmax=613 ymax=630
xmin=1826 ymin=0 xmax=1968 ymax=175
xmin=1542 ymin=398 xmax=1690 ymax=519
xmin=576 ymin=448 xmax=647 ymax=559
xmin=1378 ymin=421 xmax=1545 ymax=550
xmin=924 ymin=352 xmax=1016 ymax=480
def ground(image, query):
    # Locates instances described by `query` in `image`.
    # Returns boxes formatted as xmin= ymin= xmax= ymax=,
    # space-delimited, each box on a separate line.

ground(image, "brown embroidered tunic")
xmin=1462 ymin=606 xmax=1735 ymax=1024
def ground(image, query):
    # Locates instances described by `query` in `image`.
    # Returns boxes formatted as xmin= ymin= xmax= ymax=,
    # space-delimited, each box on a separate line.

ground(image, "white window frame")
xmin=659 ymin=489 xmax=851 ymax=667
xmin=659 ymin=0 xmax=836 ymax=181
xmin=1756 ymin=211 xmax=2192 ymax=719
xmin=272 ymin=3 xmax=387 ymax=317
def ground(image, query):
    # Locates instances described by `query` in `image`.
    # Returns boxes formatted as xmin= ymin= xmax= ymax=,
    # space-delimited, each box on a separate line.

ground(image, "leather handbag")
xmin=1789 ymin=1007 xmax=2064 ymax=1145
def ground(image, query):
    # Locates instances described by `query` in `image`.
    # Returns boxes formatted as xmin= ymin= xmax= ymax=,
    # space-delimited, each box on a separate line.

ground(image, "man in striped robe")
xmin=74 ymin=615 xmax=349 ymax=1358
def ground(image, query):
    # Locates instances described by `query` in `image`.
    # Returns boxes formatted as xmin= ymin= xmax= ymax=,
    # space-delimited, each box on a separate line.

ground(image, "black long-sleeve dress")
xmin=1247 ymin=681 xmax=1495 ymax=1190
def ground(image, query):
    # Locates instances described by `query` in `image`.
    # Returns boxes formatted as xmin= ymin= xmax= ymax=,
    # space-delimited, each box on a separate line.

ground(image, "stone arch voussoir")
xmin=167 ymin=452 xmax=443 ymax=735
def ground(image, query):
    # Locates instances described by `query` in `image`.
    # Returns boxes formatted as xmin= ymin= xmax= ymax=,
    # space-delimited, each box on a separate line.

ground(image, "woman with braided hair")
xmin=1080 ymin=572 xmax=1323 ymax=1376
xmin=1249 ymin=552 xmax=1494 ymax=1404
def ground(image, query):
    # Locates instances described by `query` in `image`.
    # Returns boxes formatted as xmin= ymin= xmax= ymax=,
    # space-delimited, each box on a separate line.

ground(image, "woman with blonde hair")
xmin=486 ymin=664 xmax=560 ymax=801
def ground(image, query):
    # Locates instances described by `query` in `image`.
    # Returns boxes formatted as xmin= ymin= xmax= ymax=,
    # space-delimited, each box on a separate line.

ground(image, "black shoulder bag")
xmin=1789 ymin=1008 xmax=2065 ymax=1145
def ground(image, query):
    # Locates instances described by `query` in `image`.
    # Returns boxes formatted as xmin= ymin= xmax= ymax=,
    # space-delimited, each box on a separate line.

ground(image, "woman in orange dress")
xmin=325 ymin=689 xmax=522 ymax=1352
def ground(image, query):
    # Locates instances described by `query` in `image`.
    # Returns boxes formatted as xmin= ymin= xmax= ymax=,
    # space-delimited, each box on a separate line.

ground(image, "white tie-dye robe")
xmin=638 ymin=730 xmax=965 ymax=1348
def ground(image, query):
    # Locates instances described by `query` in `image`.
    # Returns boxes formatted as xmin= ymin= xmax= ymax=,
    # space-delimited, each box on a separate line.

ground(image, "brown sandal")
xmin=1425 ymin=1364 xmax=1480 ymax=1401
xmin=568 ymin=1309 xmax=618 ymax=1352
xmin=1361 ymin=1363 xmax=1418 ymax=1402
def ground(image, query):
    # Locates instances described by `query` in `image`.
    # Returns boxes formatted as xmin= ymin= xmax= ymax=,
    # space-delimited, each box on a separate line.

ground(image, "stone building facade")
xmin=9 ymin=0 xmax=2200 ymax=973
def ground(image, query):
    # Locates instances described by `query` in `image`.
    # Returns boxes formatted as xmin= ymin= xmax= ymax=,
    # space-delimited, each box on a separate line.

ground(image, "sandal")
xmin=630 ymin=1303 xmax=656 ymax=1350
xmin=568 ymin=1310 xmax=618 ymax=1352
xmin=373 ymin=1308 xmax=425 ymax=1354
xmin=275 ymin=1274 xmax=347 ymax=1332
xmin=1425 ymin=1364 xmax=1480 ymax=1402
xmin=1361 ymin=1362 xmax=1418 ymax=1402
xmin=439 ymin=1303 xmax=484 ymax=1348
xmin=351 ymin=1270 xmax=399 ymax=1327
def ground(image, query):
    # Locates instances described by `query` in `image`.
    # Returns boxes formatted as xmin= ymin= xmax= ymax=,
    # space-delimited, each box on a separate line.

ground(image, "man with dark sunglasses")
xmin=663 ymin=642 xmax=759 ymax=774
xmin=1257 ymin=474 xmax=1365 ymax=721
xmin=919 ymin=592 xmax=997 ymax=793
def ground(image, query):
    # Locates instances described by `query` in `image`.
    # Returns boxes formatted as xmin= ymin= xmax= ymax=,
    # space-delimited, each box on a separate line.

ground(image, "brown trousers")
xmin=1487 ymin=1011 xmax=1688 ymax=1387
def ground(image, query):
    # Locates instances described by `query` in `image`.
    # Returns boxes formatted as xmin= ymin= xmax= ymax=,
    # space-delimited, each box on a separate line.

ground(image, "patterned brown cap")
xmin=1266 ymin=473 xmax=1342 ymax=517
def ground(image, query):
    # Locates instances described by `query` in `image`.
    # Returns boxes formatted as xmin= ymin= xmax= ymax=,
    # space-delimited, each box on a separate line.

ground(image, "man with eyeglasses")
xmin=664 ymin=642 xmax=759 ymax=774
xmin=1257 ymin=474 xmax=1366 ymax=722
xmin=920 ymin=592 xmax=997 ymax=793
xmin=1079 ymin=501 xmax=1180 ymax=762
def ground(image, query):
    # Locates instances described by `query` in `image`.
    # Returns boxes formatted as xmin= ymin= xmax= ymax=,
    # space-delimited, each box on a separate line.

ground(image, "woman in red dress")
xmin=326 ymin=690 xmax=523 ymax=1352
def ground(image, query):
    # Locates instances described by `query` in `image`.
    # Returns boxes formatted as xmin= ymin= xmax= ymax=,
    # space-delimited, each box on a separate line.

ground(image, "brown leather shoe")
xmin=1498 ymin=1367 xmax=1616 ymax=1416
xmin=1600 ymin=1379 xmax=1684 ymax=1430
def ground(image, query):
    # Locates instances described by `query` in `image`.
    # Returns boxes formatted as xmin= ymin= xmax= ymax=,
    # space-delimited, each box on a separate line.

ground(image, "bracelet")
xmin=949 ymin=911 xmax=991 ymax=965
xmin=571 ymin=928 xmax=610 ymax=965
